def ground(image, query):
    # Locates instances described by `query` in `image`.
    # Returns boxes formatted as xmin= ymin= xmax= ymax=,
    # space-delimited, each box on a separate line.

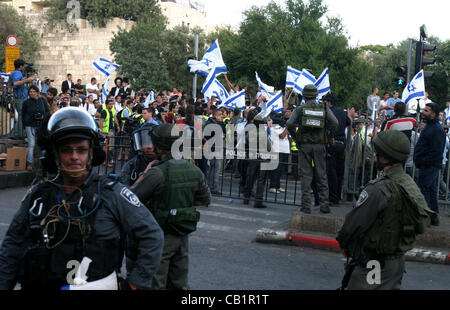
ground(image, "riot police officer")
xmin=0 ymin=108 xmax=164 ymax=290
xmin=130 ymin=124 xmax=211 ymax=290
xmin=336 ymin=130 xmax=434 ymax=290
xmin=120 ymin=124 xmax=158 ymax=186
xmin=287 ymin=84 xmax=338 ymax=214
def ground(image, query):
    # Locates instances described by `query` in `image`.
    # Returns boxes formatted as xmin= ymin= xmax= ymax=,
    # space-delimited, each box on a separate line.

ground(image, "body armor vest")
xmin=151 ymin=160 xmax=201 ymax=236
xmin=21 ymin=175 xmax=122 ymax=290
xmin=296 ymin=100 xmax=326 ymax=144
xmin=348 ymin=168 xmax=430 ymax=263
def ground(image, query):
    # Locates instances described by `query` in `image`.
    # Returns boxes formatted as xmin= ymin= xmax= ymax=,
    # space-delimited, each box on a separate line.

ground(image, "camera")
xmin=34 ymin=112 xmax=43 ymax=120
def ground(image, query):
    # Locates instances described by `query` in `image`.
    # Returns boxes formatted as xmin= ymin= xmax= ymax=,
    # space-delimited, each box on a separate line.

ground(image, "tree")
xmin=206 ymin=0 xmax=372 ymax=110
xmin=0 ymin=4 xmax=40 ymax=72
xmin=109 ymin=15 xmax=170 ymax=91
xmin=44 ymin=0 xmax=160 ymax=31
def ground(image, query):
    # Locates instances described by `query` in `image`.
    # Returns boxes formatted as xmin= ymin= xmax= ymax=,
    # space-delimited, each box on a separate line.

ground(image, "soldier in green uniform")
xmin=286 ymin=84 xmax=338 ymax=214
xmin=130 ymin=124 xmax=211 ymax=290
xmin=336 ymin=130 xmax=434 ymax=290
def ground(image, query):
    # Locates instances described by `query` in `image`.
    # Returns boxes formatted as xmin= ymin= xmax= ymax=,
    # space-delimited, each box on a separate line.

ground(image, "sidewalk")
xmin=256 ymin=201 xmax=450 ymax=266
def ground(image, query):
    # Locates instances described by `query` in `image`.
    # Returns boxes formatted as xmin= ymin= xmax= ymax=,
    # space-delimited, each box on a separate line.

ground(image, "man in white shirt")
xmin=86 ymin=77 xmax=100 ymax=100
xmin=114 ymin=95 xmax=124 ymax=113
xmin=378 ymin=92 xmax=389 ymax=118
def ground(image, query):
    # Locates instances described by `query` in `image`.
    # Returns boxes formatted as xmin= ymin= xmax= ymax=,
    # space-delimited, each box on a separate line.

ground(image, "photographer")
xmin=10 ymin=59 xmax=35 ymax=139
xmin=22 ymin=84 xmax=50 ymax=170
xmin=41 ymin=77 xmax=53 ymax=95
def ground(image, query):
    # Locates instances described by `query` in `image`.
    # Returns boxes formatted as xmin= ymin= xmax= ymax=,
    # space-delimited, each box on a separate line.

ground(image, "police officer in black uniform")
xmin=0 ymin=108 xmax=164 ymax=290
xmin=120 ymin=124 xmax=158 ymax=186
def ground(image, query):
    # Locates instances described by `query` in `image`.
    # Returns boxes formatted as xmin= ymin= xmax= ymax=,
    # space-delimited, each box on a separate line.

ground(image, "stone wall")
xmin=23 ymin=10 xmax=135 ymax=94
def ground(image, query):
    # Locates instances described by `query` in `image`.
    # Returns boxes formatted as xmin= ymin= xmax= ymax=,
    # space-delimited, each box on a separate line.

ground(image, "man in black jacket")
xmin=61 ymin=73 xmax=74 ymax=96
xmin=324 ymin=94 xmax=351 ymax=205
xmin=22 ymin=85 xmax=50 ymax=169
xmin=414 ymin=102 xmax=446 ymax=226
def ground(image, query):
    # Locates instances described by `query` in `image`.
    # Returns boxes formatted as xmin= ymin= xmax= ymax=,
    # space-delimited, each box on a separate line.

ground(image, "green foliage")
xmin=365 ymin=37 xmax=449 ymax=107
xmin=206 ymin=0 xmax=372 ymax=110
xmin=0 ymin=4 xmax=40 ymax=72
xmin=44 ymin=0 xmax=160 ymax=31
xmin=110 ymin=15 xmax=170 ymax=91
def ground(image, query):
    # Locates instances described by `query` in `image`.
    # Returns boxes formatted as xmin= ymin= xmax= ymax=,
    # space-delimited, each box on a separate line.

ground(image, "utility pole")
xmin=407 ymin=38 xmax=413 ymax=84
xmin=192 ymin=34 xmax=199 ymax=100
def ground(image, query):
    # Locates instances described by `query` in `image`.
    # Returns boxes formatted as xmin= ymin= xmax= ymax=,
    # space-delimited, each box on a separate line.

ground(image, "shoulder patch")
xmin=120 ymin=187 xmax=142 ymax=208
xmin=356 ymin=190 xmax=369 ymax=208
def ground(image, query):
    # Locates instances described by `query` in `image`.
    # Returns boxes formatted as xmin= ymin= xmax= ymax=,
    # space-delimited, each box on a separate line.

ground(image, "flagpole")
xmin=192 ymin=34 xmax=199 ymax=100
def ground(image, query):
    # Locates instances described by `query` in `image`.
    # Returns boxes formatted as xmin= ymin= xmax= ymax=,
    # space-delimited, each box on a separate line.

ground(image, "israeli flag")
xmin=143 ymin=90 xmax=155 ymax=108
xmin=1 ymin=73 xmax=10 ymax=86
xmin=201 ymin=67 xmax=229 ymax=103
xmin=293 ymin=69 xmax=316 ymax=94
xmin=402 ymin=70 xmax=426 ymax=107
xmin=315 ymin=68 xmax=330 ymax=99
xmin=222 ymin=89 xmax=246 ymax=110
xmin=286 ymin=66 xmax=302 ymax=89
xmin=102 ymin=76 xmax=110 ymax=103
xmin=188 ymin=39 xmax=227 ymax=76
xmin=259 ymin=91 xmax=283 ymax=118
xmin=256 ymin=72 xmax=275 ymax=97
xmin=92 ymin=58 xmax=120 ymax=77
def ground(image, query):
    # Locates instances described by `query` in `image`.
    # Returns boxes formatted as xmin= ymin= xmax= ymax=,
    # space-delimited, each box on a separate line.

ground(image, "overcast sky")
xmin=204 ymin=0 xmax=449 ymax=47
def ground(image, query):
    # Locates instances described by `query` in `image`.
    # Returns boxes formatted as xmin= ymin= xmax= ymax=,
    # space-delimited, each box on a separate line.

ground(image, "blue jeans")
xmin=417 ymin=166 xmax=440 ymax=213
xmin=25 ymin=126 xmax=37 ymax=164
xmin=268 ymin=153 xmax=288 ymax=189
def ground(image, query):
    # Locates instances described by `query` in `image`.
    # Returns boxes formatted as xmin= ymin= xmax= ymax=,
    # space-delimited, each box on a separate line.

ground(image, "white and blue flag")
xmin=92 ymin=58 xmax=120 ymax=77
xmin=259 ymin=91 xmax=283 ymax=118
xmin=256 ymin=71 xmax=275 ymax=98
xmin=202 ymin=67 xmax=229 ymax=103
xmin=188 ymin=39 xmax=227 ymax=77
xmin=293 ymin=69 xmax=316 ymax=94
xmin=286 ymin=66 xmax=302 ymax=89
xmin=315 ymin=68 xmax=330 ymax=99
xmin=143 ymin=90 xmax=155 ymax=108
xmin=1 ymin=73 xmax=10 ymax=86
xmin=402 ymin=70 xmax=426 ymax=107
xmin=221 ymin=89 xmax=246 ymax=110
xmin=102 ymin=76 xmax=110 ymax=103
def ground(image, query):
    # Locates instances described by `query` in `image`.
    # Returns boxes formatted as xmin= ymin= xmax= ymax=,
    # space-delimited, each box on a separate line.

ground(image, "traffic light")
xmin=394 ymin=66 xmax=407 ymax=86
xmin=415 ymin=41 xmax=436 ymax=78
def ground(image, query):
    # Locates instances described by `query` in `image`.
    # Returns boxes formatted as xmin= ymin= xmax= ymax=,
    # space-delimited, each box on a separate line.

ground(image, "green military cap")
xmin=150 ymin=124 xmax=180 ymax=151
xmin=373 ymin=130 xmax=410 ymax=162
xmin=302 ymin=84 xmax=318 ymax=99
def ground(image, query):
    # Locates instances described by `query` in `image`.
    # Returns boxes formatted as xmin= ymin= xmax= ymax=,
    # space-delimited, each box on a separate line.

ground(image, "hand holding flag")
xmin=402 ymin=70 xmax=426 ymax=107
xmin=188 ymin=39 xmax=227 ymax=77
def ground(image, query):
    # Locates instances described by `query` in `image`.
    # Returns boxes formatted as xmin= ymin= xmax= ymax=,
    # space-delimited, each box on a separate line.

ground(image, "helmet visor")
xmin=133 ymin=128 xmax=154 ymax=151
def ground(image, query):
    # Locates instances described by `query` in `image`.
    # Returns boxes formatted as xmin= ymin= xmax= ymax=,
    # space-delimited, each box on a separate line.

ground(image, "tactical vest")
xmin=120 ymin=107 xmax=132 ymax=128
xmin=349 ymin=168 xmax=430 ymax=263
xmin=20 ymin=175 xmax=122 ymax=290
xmin=151 ymin=160 xmax=201 ymax=236
xmin=296 ymin=100 xmax=326 ymax=144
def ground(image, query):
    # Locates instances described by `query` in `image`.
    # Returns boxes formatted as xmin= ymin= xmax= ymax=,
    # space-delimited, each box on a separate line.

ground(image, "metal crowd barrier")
xmin=97 ymin=122 xmax=450 ymax=207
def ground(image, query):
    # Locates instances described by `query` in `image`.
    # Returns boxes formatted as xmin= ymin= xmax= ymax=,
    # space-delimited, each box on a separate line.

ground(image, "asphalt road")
xmin=0 ymin=187 xmax=449 ymax=290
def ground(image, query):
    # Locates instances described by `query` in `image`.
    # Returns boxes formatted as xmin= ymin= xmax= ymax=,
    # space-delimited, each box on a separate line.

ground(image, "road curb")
xmin=256 ymin=229 xmax=450 ymax=266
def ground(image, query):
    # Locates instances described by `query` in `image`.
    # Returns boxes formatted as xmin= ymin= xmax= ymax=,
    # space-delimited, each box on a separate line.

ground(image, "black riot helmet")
xmin=45 ymin=107 xmax=105 ymax=172
xmin=48 ymin=107 xmax=99 ymax=144
xmin=150 ymin=124 xmax=181 ymax=151
xmin=132 ymin=124 xmax=156 ymax=152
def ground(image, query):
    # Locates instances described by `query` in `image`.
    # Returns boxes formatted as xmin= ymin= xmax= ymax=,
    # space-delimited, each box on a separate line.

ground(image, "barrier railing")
xmin=93 ymin=122 xmax=450 ymax=207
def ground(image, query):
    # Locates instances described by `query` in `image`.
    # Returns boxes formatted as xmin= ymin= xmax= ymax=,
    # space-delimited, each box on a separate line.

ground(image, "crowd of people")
xmin=2 ymin=57 xmax=448 ymax=291
xmin=6 ymin=57 xmax=449 ymax=222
